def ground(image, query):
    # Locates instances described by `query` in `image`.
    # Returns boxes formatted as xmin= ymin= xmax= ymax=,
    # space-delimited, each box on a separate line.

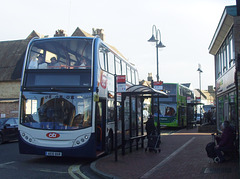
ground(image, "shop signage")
xmin=216 ymin=67 xmax=235 ymax=95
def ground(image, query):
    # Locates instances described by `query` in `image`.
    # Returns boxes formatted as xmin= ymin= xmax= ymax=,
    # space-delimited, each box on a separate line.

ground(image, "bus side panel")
xmin=18 ymin=132 xmax=97 ymax=158
xmin=158 ymin=117 xmax=178 ymax=127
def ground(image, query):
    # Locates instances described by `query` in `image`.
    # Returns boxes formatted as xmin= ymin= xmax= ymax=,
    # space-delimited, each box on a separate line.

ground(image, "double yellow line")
xmin=68 ymin=165 xmax=90 ymax=179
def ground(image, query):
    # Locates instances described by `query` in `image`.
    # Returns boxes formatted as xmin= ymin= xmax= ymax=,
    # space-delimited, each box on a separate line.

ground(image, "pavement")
xmin=90 ymin=127 xmax=239 ymax=179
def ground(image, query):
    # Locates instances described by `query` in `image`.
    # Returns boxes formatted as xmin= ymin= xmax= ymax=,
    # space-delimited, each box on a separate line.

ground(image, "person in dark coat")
xmin=214 ymin=120 xmax=235 ymax=163
xmin=145 ymin=115 xmax=156 ymax=136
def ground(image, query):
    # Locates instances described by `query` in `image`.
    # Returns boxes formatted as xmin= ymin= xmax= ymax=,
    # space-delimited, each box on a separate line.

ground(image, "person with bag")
xmin=214 ymin=120 xmax=235 ymax=163
xmin=145 ymin=114 xmax=156 ymax=136
xmin=205 ymin=134 xmax=217 ymax=160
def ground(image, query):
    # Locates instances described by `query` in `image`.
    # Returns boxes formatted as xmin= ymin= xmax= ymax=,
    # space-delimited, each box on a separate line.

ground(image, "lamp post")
xmin=197 ymin=64 xmax=203 ymax=123
xmin=148 ymin=25 xmax=166 ymax=82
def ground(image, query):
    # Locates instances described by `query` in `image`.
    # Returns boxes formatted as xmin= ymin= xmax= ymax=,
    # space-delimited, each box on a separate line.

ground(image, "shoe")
xmin=214 ymin=157 xmax=225 ymax=163
xmin=214 ymin=157 xmax=220 ymax=163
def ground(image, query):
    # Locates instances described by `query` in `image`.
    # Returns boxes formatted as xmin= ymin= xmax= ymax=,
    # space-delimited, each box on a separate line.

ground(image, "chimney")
xmin=54 ymin=29 xmax=67 ymax=37
xmin=147 ymin=73 xmax=153 ymax=82
xmin=92 ymin=28 xmax=105 ymax=41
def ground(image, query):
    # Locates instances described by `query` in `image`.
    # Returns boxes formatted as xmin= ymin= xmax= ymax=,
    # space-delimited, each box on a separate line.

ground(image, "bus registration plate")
xmin=45 ymin=151 xmax=62 ymax=157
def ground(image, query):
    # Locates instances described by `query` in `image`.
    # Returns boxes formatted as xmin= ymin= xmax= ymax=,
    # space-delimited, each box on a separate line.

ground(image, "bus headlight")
xmin=20 ymin=131 xmax=35 ymax=144
xmin=73 ymin=134 xmax=91 ymax=147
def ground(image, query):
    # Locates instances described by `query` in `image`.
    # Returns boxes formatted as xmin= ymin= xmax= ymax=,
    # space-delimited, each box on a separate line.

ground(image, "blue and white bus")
xmin=18 ymin=36 xmax=139 ymax=158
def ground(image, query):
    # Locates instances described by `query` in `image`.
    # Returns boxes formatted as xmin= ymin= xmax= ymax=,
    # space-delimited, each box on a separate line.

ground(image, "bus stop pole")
xmin=129 ymin=95 xmax=132 ymax=153
xmin=114 ymin=74 xmax=118 ymax=161
xmin=135 ymin=95 xmax=138 ymax=150
xmin=157 ymin=95 xmax=160 ymax=134
xmin=121 ymin=94 xmax=125 ymax=155
xmin=141 ymin=96 xmax=144 ymax=148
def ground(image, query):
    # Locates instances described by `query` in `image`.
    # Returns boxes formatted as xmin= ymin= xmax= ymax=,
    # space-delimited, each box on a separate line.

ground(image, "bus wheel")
xmin=106 ymin=133 xmax=113 ymax=154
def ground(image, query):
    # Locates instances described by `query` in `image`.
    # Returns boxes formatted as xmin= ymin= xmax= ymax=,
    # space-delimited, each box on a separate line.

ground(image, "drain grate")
xmin=203 ymin=167 xmax=232 ymax=174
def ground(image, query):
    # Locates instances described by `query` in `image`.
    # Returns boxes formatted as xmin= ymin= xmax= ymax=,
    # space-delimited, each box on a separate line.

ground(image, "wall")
xmin=234 ymin=17 xmax=240 ymax=57
xmin=0 ymin=81 xmax=21 ymax=98
xmin=0 ymin=81 xmax=20 ymax=118
xmin=0 ymin=101 xmax=19 ymax=118
xmin=234 ymin=16 xmax=240 ymax=159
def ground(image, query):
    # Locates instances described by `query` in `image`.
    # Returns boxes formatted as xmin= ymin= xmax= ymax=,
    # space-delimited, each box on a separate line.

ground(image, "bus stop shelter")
xmin=187 ymin=101 xmax=204 ymax=128
xmin=115 ymin=85 xmax=167 ymax=161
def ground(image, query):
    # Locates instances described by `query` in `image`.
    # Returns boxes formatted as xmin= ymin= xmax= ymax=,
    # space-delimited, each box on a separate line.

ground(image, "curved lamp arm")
xmin=148 ymin=25 xmax=158 ymax=42
xmin=156 ymin=29 xmax=166 ymax=48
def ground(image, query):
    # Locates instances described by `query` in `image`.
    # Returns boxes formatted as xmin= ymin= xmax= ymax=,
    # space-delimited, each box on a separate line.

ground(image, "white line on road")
xmin=140 ymin=137 xmax=196 ymax=179
xmin=40 ymin=169 xmax=68 ymax=174
xmin=0 ymin=161 xmax=15 ymax=167
xmin=68 ymin=165 xmax=90 ymax=179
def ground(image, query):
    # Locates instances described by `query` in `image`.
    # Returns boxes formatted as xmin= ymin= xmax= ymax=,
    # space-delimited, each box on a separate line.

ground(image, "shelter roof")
xmin=123 ymin=85 xmax=168 ymax=97
xmin=181 ymin=83 xmax=191 ymax=88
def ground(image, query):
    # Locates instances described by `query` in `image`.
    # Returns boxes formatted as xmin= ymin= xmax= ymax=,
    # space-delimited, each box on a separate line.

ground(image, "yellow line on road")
xmin=68 ymin=165 xmax=90 ymax=179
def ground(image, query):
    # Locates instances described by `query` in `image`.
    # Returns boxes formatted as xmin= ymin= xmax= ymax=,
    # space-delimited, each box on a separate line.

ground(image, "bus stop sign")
xmin=117 ymin=75 xmax=126 ymax=92
xmin=153 ymin=81 xmax=163 ymax=91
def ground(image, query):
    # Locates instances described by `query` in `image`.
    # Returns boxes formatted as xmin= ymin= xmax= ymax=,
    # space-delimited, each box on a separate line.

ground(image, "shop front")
xmin=216 ymin=66 xmax=237 ymax=130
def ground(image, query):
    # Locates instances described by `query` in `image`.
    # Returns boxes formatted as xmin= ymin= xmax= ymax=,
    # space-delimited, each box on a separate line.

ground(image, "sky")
xmin=0 ymin=0 xmax=237 ymax=90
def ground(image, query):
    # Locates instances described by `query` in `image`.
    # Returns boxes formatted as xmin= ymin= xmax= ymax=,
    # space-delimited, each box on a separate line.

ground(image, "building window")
xmin=216 ymin=53 xmax=222 ymax=78
xmin=226 ymin=38 xmax=230 ymax=69
xmin=229 ymin=34 xmax=235 ymax=67
xmin=216 ymin=29 xmax=235 ymax=79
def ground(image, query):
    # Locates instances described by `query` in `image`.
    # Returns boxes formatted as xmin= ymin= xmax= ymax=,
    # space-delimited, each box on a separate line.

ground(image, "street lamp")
xmin=197 ymin=64 xmax=203 ymax=123
xmin=148 ymin=25 xmax=166 ymax=82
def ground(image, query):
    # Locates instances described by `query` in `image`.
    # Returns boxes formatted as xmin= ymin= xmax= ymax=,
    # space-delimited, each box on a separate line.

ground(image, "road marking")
xmin=68 ymin=165 xmax=90 ymax=179
xmin=0 ymin=161 xmax=15 ymax=167
xmin=140 ymin=137 xmax=196 ymax=179
xmin=40 ymin=169 xmax=68 ymax=174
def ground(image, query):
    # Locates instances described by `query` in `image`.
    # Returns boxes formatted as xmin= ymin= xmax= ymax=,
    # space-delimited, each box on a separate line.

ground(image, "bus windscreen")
xmin=27 ymin=38 xmax=92 ymax=70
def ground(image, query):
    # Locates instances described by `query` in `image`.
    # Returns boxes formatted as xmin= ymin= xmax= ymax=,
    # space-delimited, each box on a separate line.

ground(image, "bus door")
xmin=178 ymin=106 xmax=187 ymax=127
xmin=178 ymin=106 xmax=183 ymax=127
xmin=96 ymin=99 xmax=106 ymax=152
xmin=178 ymin=107 xmax=182 ymax=127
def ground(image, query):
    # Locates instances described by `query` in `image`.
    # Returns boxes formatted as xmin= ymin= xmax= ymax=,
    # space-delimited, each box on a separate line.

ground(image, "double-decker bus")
xmin=153 ymin=83 xmax=194 ymax=127
xmin=18 ymin=36 xmax=139 ymax=158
